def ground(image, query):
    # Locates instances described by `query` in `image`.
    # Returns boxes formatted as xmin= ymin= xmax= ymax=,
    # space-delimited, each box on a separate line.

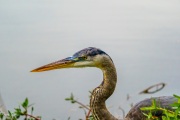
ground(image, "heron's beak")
xmin=31 ymin=57 xmax=75 ymax=72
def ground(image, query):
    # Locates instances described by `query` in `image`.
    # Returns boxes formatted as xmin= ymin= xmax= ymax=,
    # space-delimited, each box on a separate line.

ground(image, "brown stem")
xmin=24 ymin=113 xmax=41 ymax=120
xmin=139 ymin=82 xmax=166 ymax=94
xmin=86 ymin=109 xmax=91 ymax=120
xmin=75 ymin=100 xmax=90 ymax=110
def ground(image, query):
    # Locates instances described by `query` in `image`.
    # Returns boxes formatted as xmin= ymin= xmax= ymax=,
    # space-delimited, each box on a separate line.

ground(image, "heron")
xmin=31 ymin=47 xmax=177 ymax=120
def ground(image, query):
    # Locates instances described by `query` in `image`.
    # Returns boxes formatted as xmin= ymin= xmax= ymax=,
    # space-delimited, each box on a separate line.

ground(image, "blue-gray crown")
xmin=73 ymin=47 xmax=108 ymax=57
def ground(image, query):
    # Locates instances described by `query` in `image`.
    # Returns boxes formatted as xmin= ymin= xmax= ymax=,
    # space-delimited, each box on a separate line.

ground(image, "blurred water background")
xmin=0 ymin=0 xmax=180 ymax=119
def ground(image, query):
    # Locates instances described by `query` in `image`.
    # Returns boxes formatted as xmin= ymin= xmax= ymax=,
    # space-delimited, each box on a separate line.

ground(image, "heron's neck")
xmin=90 ymin=59 xmax=118 ymax=120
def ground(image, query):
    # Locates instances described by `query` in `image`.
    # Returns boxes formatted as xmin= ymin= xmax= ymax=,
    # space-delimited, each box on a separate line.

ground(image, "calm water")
xmin=1 ymin=0 xmax=180 ymax=119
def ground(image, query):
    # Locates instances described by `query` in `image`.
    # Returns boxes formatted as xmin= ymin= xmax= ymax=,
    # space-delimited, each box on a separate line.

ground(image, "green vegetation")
xmin=0 ymin=94 xmax=179 ymax=120
xmin=65 ymin=94 xmax=180 ymax=120
xmin=141 ymin=94 xmax=180 ymax=120
xmin=0 ymin=98 xmax=40 ymax=120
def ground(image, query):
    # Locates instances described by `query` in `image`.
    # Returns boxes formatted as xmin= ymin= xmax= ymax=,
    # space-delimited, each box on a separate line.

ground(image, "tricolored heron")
xmin=31 ymin=47 xmax=177 ymax=120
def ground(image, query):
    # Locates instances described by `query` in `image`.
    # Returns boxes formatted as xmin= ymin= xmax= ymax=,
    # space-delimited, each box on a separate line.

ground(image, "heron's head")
xmin=31 ymin=47 xmax=113 ymax=72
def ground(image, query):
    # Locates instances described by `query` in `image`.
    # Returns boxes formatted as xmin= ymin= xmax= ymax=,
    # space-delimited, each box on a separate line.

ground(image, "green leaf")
xmin=65 ymin=98 xmax=71 ymax=101
xmin=152 ymin=99 xmax=157 ymax=109
xmin=22 ymin=98 xmax=29 ymax=109
xmin=14 ymin=108 xmax=22 ymax=115
xmin=0 ymin=113 xmax=4 ymax=119
xmin=173 ymin=94 xmax=180 ymax=99
xmin=31 ymin=106 xmax=34 ymax=113
xmin=8 ymin=110 xmax=12 ymax=117
xmin=70 ymin=93 xmax=74 ymax=100
xmin=71 ymin=100 xmax=76 ymax=104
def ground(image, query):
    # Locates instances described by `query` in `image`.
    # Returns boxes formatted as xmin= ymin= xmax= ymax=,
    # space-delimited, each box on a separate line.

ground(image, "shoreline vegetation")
xmin=0 ymin=83 xmax=179 ymax=120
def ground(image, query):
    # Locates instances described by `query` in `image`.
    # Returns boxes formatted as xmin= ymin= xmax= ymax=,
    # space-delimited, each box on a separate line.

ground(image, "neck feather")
xmin=90 ymin=56 xmax=118 ymax=120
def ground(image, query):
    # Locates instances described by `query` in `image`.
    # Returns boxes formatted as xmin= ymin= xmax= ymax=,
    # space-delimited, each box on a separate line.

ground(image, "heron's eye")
xmin=79 ymin=56 xmax=87 ymax=60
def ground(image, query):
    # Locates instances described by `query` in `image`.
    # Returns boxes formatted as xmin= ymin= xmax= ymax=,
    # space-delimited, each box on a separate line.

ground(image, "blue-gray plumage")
xmin=31 ymin=47 xmax=177 ymax=120
xmin=73 ymin=47 xmax=108 ymax=57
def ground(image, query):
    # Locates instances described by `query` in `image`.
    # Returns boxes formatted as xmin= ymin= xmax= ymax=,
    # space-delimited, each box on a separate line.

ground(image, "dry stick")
xmin=74 ymin=100 xmax=91 ymax=119
xmin=75 ymin=100 xmax=90 ymax=110
xmin=24 ymin=113 xmax=41 ymax=120
xmin=139 ymin=82 xmax=166 ymax=94
xmin=118 ymin=106 xmax=125 ymax=119
xmin=86 ymin=109 xmax=91 ymax=120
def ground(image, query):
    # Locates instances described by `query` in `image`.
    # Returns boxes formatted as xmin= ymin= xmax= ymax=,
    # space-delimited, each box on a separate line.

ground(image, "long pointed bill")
xmin=31 ymin=57 xmax=75 ymax=72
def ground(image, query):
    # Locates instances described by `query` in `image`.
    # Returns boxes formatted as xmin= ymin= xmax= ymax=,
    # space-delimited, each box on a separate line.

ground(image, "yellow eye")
xmin=79 ymin=56 xmax=87 ymax=60
xmin=83 ymin=56 xmax=87 ymax=59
